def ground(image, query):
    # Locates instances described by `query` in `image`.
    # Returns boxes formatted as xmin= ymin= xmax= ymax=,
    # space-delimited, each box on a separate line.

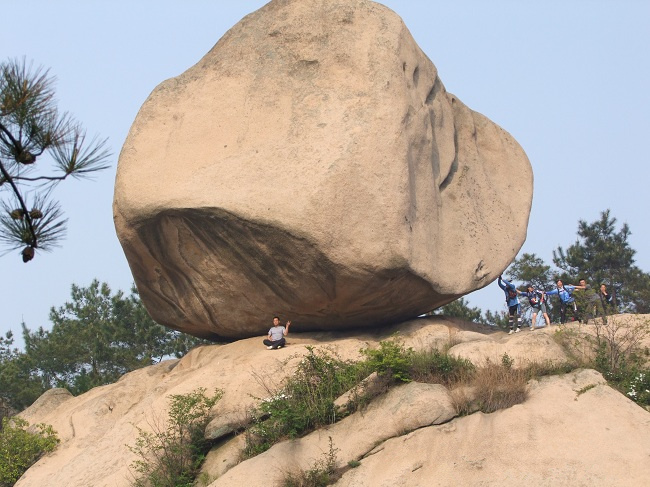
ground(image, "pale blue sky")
xmin=2 ymin=1 xmax=649 ymax=346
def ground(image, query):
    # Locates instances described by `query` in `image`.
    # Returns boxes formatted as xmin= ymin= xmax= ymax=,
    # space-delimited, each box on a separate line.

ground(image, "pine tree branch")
xmin=11 ymin=174 xmax=74 ymax=183
xmin=0 ymin=159 xmax=37 ymax=249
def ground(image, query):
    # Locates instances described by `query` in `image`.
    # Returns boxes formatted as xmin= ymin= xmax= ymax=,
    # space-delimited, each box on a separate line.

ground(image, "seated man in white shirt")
xmin=263 ymin=316 xmax=291 ymax=349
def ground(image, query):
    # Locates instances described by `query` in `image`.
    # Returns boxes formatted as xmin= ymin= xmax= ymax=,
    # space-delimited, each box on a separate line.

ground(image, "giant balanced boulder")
xmin=113 ymin=0 xmax=533 ymax=340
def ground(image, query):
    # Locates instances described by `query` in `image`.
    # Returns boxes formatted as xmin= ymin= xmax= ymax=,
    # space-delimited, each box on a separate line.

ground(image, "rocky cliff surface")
xmin=17 ymin=318 xmax=650 ymax=487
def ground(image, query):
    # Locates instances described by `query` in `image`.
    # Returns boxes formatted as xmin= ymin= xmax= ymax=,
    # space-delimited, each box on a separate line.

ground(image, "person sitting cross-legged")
xmin=263 ymin=316 xmax=291 ymax=350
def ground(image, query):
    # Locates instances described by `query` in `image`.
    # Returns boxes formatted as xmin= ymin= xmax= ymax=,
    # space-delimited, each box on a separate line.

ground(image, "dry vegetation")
xmin=553 ymin=314 xmax=650 ymax=408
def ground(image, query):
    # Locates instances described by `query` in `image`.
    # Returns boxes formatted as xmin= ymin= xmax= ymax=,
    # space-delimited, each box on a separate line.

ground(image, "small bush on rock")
xmin=360 ymin=338 xmax=413 ymax=382
xmin=471 ymin=356 xmax=528 ymax=414
xmin=523 ymin=360 xmax=576 ymax=380
xmin=408 ymin=348 xmax=475 ymax=386
xmin=0 ymin=417 xmax=59 ymax=487
xmin=281 ymin=437 xmax=339 ymax=487
xmin=244 ymin=348 xmax=363 ymax=457
xmin=554 ymin=315 xmax=650 ymax=408
xmin=245 ymin=341 xmax=540 ymax=459
xmin=592 ymin=315 xmax=650 ymax=376
xmin=128 ymin=387 xmax=223 ymax=487
xmin=624 ymin=370 xmax=650 ymax=407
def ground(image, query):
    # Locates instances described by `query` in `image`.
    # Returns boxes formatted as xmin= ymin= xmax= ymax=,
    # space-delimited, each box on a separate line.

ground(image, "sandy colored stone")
xmin=113 ymin=0 xmax=533 ymax=340
xmin=333 ymin=369 xmax=650 ymax=487
xmin=14 ymin=320 xmax=436 ymax=487
xmin=208 ymin=381 xmax=455 ymax=486
xmin=388 ymin=316 xmax=496 ymax=351
xmin=197 ymin=435 xmax=246 ymax=483
xmin=205 ymin=410 xmax=249 ymax=441
xmin=18 ymin=388 xmax=73 ymax=423
xmin=448 ymin=326 xmax=570 ymax=366
xmin=333 ymin=371 xmax=380 ymax=414
xmin=14 ymin=317 xmax=650 ymax=487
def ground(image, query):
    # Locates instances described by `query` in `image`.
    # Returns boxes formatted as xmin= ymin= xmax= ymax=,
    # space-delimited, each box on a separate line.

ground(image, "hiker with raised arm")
xmin=263 ymin=316 xmax=291 ymax=350
xmin=519 ymin=284 xmax=551 ymax=329
xmin=498 ymin=275 xmax=522 ymax=334
xmin=545 ymin=279 xmax=586 ymax=324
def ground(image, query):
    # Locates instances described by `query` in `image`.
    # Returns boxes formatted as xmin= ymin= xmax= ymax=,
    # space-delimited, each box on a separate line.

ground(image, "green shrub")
xmin=523 ymin=360 xmax=576 ymax=380
xmin=360 ymin=339 xmax=413 ymax=382
xmin=595 ymin=347 xmax=649 ymax=406
xmin=501 ymin=352 xmax=514 ymax=369
xmin=554 ymin=315 xmax=650 ymax=407
xmin=623 ymin=370 xmax=650 ymax=407
xmin=0 ymin=417 xmax=59 ymax=487
xmin=128 ymin=387 xmax=223 ymax=487
xmin=408 ymin=348 xmax=475 ymax=386
xmin=592 ymin=315 xmax=650 ymax=375
xmin=363 ymin=339 xmax=475 ymax=387
xmin=244 ymin=348 xmax=363 ymax=458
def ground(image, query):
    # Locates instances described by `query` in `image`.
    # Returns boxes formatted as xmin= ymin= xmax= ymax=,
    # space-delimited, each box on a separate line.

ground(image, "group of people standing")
xmin=260 ymin=277 xmax=617 ymax=346
xmin=497 ymin=275 xmax=616 ymax=334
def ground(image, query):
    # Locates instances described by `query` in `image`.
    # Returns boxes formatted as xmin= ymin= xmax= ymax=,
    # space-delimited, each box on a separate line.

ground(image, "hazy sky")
xmin=2 ymin=1 xmax=649 ymax=346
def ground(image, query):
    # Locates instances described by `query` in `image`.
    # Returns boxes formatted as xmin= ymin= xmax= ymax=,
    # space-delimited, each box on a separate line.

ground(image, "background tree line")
xmin=435 ymin=210 xmax=650 ymax=326
xmin=0 ymin=280 xmax=208 ymax=418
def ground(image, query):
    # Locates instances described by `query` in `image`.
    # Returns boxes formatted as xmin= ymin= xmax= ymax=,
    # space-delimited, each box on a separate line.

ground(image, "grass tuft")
xmin=471 ymin=358 xmax=528 ymax=413
xmin=281 ymin=437 xmax=339 ymax=487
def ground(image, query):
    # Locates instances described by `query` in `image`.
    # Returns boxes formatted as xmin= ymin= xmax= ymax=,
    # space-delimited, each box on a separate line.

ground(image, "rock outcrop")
xmin=113 ymin=0 xmax=533 ymax=340
xmin=16 ymin=318 xmax=650 ymax=487
xmin=333 ymin=368 xmax=648 ymax=487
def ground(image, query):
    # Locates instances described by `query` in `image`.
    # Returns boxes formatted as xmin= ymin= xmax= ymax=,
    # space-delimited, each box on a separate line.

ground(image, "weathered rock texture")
xmin=113 ymin=0 xmax=533 ymax=339
xmin=333 ymin=368 xmax=649 ymax=487
xmin=16 ymin=318 xmax=650 ymax=487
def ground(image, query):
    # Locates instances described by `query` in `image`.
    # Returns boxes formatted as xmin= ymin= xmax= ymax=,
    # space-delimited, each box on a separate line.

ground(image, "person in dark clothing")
xmin=519 ymin=284 xmax=551 ymax=329
xmin=599 ymin=284 xmax=615 ymax=313
xmin=575 ymin=278 xmax=599 ymax=323
xmin=498 ymin=275 xmax=521 ymax=334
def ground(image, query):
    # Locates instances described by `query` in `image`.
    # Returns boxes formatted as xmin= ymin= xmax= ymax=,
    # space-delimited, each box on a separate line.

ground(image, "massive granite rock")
xmin=113 ymin=0 xmax=533 ymax=339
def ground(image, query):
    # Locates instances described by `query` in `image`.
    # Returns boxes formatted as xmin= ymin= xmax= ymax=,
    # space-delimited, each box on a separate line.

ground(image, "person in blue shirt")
xmin=498 ymin=275 xmax=521 ymax=334
xmin=518 ymin=284 xmax=551 ymax=329
xmin=545 ymin=279 xmax=586 ymax=324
